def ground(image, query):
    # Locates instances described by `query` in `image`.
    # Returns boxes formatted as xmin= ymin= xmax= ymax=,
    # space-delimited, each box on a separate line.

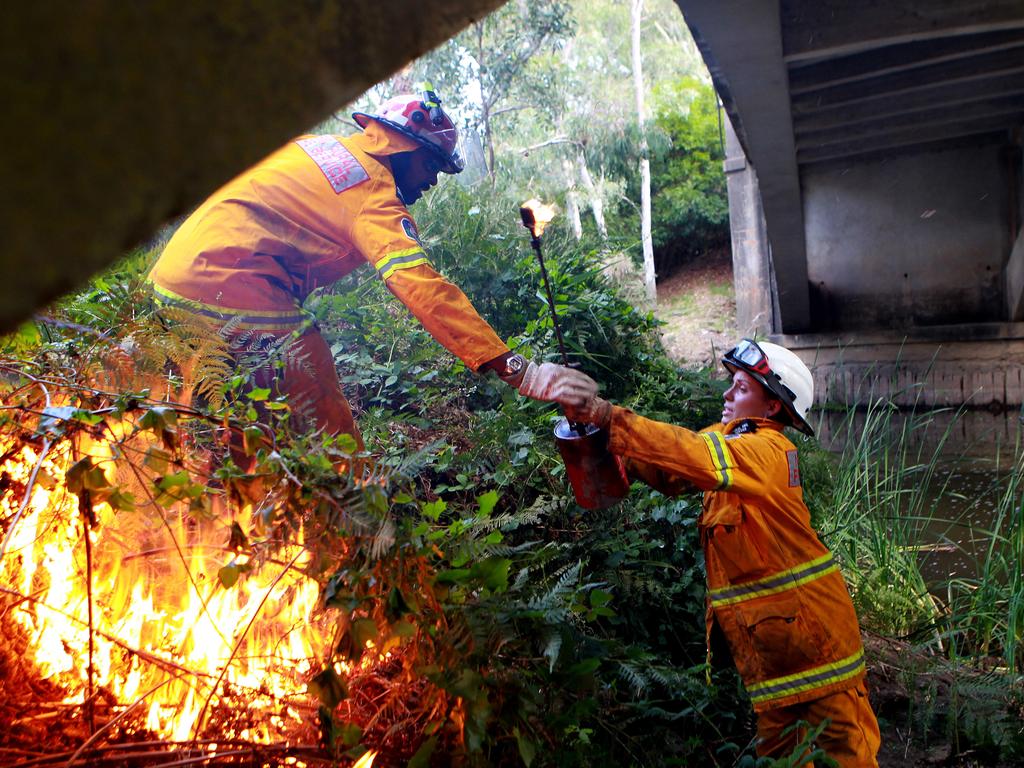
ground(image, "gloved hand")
xmin=564 ymin=396 xmax=613 ymax=429
xmin=517 ymin=361 xmax=597 ymax=407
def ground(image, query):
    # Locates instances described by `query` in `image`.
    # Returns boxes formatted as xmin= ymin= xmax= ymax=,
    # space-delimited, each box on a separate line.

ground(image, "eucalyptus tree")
xmin=342 ymin=0 xmax=719 ymax=280
xmin=631 ymin=0 xmax=656 ymax=303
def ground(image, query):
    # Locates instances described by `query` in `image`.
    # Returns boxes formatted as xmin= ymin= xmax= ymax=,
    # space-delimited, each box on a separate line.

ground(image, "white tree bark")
xmin=577 ymin=151 xmax=607 ymax=240
xmin=562 ymin=159 xmax=584 ymax=239
xmin=631 ymin=0 xmax=657 ymax=305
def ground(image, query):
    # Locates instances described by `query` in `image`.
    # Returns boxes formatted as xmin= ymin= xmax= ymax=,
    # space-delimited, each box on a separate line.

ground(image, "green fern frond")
xmin=617 ymin=661 xmax=649 ymax=696
xmin=382 ymin=439 xmax=447 ymax=480
xmin=541 ymin=628 xmax=562 ymax=672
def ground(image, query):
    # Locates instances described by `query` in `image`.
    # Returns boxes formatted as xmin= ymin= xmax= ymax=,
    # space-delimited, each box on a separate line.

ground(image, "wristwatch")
xmin=499 ymin=353 xmax=527 ymax=379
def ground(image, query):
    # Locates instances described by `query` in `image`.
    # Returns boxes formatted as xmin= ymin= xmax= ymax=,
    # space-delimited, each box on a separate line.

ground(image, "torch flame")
xmin=520 ymin=198 xmax=557 ymax=238
xmin=352 ymin=751 xmax=377 ymax=768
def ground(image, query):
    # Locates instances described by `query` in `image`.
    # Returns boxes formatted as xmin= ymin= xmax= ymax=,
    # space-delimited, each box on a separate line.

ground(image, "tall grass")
xmin=821 ymin=398 xmax=951 ymax=642
xmin=820 ymin=398 xmax=1024 ymax=670
xmin=944 ymin=436 xmax=1024 ymax=672
xmin=817 ymin=398 xmax=1024 ymax=756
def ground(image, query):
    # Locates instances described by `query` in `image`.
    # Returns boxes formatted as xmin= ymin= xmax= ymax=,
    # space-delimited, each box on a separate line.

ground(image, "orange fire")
xmin=520 ymin=198 xmax=557 ymax=238
xmin=0 ymin=407 xmax=383 ymax=758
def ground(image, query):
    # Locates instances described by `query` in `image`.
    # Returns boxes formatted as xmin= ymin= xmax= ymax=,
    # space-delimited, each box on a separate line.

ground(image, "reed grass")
xmin=820 ymin=396 xmax=1024 ymax=671
xmin=942 ymin=431 xmax=1024 ymax=672
xmin=817 ymin=396 xmax=1024 ymax=756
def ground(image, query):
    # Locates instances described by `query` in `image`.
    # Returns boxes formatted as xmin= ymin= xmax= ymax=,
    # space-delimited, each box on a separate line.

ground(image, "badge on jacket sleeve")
xmin=730 ymin=419 xmax=758 ymax=435
xmin=401 ymin=218 xmax=423 ymax=246
xmin=786 ymin=449 xmax=801 ymax=487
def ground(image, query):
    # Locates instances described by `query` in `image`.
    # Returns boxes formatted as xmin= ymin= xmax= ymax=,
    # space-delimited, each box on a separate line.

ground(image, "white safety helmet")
xmin=722 ymin=339 xmax=815 ymax=436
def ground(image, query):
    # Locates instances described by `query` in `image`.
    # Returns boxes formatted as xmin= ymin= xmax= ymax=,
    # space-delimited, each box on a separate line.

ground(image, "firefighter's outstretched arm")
xmin=380 ymin=261 xmax=596 ymax=407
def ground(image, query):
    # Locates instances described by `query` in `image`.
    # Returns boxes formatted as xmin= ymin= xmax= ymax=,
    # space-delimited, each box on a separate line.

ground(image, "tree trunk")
xmin=577 ymin=151 xmax=607 ymax=240
xmin=631 ymin=0 xmax=656 ymax=306
xmin=475 ymin=21 xmax=496 ymax=180
xmin=563 ymin=157 xmax=583 ymax=240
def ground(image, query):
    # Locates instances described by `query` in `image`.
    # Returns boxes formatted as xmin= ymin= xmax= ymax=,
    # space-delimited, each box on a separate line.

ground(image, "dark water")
xmin=815 ymin=407 xmax=1023 ymax=585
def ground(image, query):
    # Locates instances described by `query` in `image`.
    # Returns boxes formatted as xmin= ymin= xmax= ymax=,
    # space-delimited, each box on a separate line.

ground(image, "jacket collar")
xmin=723 ymin=417 xmax=784 ymax=436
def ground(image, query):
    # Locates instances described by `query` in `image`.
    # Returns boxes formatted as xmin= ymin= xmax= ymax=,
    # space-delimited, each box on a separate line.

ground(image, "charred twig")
xmin=82 ymin=482 xmax=96 ymax=734
xmin=63 ymin=676 xmax=182 ymax=768
xmin=0 ymin=375 xmax=54 ymax=562
xmin=8 ymin=739 xmax=326 ymax=768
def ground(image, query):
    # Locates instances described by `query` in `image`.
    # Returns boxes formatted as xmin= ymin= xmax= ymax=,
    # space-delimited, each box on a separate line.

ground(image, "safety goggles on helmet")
xmin=351 ymin=84 xmax=465 ymax=174
xmin=726 ymin=338 xmax=773 ymax=377
xmin=722 ymin=338 xmax=814 ymax=435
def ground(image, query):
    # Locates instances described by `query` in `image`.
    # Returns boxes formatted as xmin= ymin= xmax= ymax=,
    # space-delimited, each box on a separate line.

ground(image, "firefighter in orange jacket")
xmin=148 ymin=87 xmax=594 ymax=446
xmin=567 ymin=339 xmax=880 ymax=766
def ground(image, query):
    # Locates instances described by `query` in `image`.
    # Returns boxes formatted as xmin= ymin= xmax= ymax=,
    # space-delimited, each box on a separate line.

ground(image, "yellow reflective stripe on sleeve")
xmin=374 ymin=247 xmax=430 ymax=281
xmin=701 ymin=431 xmax=734 ymax=489
xmin=709 ymin=553 xmax=837 ymax=607
xmin=747 ymin=649 xmax=865 ymax=706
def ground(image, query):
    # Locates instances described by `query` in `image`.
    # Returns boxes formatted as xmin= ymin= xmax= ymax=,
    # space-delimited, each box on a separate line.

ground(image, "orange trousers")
xmin=755 ymin=682 xmax=880 ymax=767
xmin=247 ymin=327 xmax=364 ymax=449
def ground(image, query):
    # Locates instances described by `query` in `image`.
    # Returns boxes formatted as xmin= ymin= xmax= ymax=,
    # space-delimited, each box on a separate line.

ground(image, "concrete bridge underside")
xmin=677 ymin=0 xmax=1024 ymax=409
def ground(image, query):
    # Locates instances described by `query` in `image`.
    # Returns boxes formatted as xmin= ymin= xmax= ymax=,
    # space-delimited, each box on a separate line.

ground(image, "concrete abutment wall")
xmin=727 ymin=120 xmax=1024 ymax=408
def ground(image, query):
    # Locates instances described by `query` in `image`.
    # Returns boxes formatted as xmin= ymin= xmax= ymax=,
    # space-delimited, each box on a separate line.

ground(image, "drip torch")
xmin=519 ymin=200 xmax=584 ymax=436
xmin=519 ymin=200 xmax=628 ymax=510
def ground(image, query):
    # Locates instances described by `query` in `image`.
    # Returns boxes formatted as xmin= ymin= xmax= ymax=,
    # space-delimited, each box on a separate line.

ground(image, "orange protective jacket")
xmin=606 ymin=409 xmax=866 ymax=712
xmin=147 ymin=122 xmax=509 ymax=372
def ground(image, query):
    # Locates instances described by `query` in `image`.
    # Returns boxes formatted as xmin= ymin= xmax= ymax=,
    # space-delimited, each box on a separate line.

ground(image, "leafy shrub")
xmin=649 ymin=77 xmax=730 ymax=274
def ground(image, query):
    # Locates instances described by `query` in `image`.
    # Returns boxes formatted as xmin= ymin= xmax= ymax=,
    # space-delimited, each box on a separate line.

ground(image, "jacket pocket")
xmin=737 ymin=595 xmax=824 ymax=680
xmin=701 ymin=501 xmax=773 ymax=586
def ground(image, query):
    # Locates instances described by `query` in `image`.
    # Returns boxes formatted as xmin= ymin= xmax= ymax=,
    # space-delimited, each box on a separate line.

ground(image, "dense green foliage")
xmin=311 ymin=183 xmax=745 ymax=764
xmin=649 ymin=78 xmax=730 ymax=272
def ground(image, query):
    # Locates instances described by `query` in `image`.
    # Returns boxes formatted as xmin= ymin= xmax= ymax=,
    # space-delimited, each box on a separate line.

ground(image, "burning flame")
xmin=0 ymin=406 xmax=385 ymax=755
xmin=520 ymin=198 xmax=557 ymax=238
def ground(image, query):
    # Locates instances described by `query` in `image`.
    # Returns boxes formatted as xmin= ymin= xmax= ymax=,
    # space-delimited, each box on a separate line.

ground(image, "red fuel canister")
xmin=553 ymin=417 xmax=629 ymax=510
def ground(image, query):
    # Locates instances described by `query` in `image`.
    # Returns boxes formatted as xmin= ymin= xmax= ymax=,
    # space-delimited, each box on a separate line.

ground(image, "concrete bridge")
xmin=676 ymin=0 xmax=1024 ymax=410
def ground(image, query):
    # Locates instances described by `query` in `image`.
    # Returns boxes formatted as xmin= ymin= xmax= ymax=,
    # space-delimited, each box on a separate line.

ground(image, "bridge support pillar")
xmin=724 ymin=115 xmax=774 ymax=337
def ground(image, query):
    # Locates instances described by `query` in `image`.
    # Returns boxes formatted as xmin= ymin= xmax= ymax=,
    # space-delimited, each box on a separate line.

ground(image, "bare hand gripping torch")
xmin=519 ymin=200 xmax=628 ymax=510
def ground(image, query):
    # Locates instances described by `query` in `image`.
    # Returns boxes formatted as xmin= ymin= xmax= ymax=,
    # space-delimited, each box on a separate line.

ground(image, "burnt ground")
xmin=649 ymin=254 xmax=1021 ymax=768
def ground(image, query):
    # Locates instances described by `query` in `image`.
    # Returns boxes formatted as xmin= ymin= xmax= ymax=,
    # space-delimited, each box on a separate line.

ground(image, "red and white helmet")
xmin=352 ymin=86 xmax=464 ymax=174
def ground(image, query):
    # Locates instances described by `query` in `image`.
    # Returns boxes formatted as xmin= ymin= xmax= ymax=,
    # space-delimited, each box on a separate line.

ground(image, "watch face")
xmin=505 ymin=355 xmax=525 ymax=376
